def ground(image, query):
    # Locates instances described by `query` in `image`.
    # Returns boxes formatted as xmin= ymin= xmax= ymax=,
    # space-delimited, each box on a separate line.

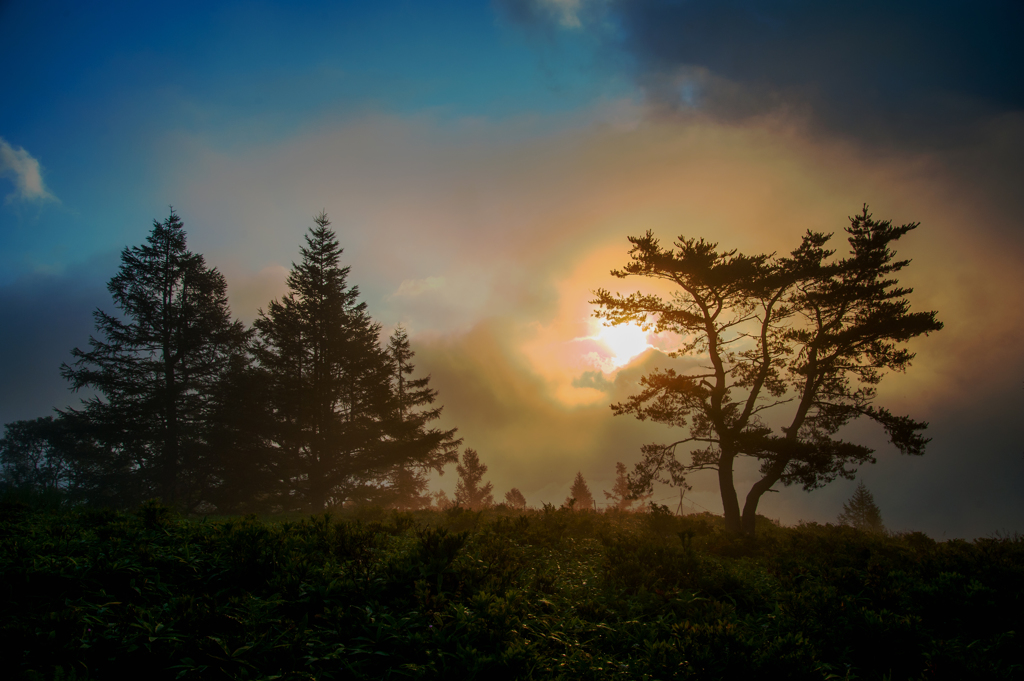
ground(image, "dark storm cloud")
xmin=499 ymin=0 xmax=1024 ymax=148
xmin=0 ymin=255 xmax=117 ymax=424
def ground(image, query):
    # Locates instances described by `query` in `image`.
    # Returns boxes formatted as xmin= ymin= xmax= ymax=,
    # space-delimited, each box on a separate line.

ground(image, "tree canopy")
xmin=592 ymin=206 xmax=942 ymax=535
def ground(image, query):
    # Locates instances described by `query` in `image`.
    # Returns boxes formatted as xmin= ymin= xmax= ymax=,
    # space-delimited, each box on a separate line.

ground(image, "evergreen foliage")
xmin=454 ymin=448 xmax=493 ymax=510
xmin=838 ymin=481 xmax=885 ymax=533
xmin=59 ymin=210 xmax=249 ymax=511
xmin=593 ymin=206 xmax=942 ymax=535
xmin=380 ymin=325 xmax=461 ymax=508
xmin=504 ymin=487 xmax=527 ymax=510
xmin=565 ymin=471 xmax=594 ymax=510
xmin=253 ymin=212 xmax=439 ymax=511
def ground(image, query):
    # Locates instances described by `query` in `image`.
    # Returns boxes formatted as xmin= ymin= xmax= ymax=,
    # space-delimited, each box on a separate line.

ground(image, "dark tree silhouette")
xmin=254 ymin=212 xmax=398 ymax=511
xmin=604 ymin=461 xmax=651 ymax=511
xmin=565 ymin=471 xmax=595 ymax=510
xmin=593 ymin=207 xmax=942 ymax=535
xmin=379 ymin=325 xmax=461 ymax=505
xmin=60 ymin=210 xmax=248 ymax=510
xmin=454 ymin=448 xmax=494 ymax=510
xmin=837 ymin=481 xmax=885 ymax=533
xmin=504 ymin=487 xmax=527 ymax=510
xmin=200 ymin=352 xmax=281 ymax=513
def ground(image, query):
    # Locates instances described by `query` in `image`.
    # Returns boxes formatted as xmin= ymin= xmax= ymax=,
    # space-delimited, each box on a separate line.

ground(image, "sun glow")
xmin=595 ymin=322 xmax=650 ymax=369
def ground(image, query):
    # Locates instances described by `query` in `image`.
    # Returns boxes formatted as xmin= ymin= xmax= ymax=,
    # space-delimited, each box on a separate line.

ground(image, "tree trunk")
xmin=740 ymin=460 xmax=788 ymax=536
xmin=718 ymin=448 xmax=742 ymax=533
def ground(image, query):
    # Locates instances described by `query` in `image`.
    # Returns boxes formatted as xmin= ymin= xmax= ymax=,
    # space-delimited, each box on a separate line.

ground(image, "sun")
xmin=595 ymin=322 xmax=650 ymax=369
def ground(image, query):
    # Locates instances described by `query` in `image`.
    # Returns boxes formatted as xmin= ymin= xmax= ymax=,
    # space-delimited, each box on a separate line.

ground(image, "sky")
xmin=1 ymin=0 xmax=1022 ymax=538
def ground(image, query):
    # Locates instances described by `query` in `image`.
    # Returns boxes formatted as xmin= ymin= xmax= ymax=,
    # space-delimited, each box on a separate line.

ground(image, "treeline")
xmin=0 ymin=210 xmax=461 ymax=513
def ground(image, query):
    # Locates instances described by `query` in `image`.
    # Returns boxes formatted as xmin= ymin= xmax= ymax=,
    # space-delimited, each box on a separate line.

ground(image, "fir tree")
xmin=379 ymin=325 xmax=460 ymax=504
xmin=565 ymin=471 xmax=595 ymax=510
xmin=254 ymin=212 xmax=397 ymax=510
xmin=454 ymin=448 xmax=494 ymax=510
xmin=837 ymin=481 xmax=885 ymax=533
xmin=60 ymin=210 xmax=248 ymax=510
xmin=504 ymin=487 xmax=527 ymax=510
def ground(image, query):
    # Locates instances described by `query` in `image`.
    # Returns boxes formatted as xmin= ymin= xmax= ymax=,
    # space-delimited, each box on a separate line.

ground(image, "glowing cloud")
xmin=0 ymin=137 xmax=56 ymax=203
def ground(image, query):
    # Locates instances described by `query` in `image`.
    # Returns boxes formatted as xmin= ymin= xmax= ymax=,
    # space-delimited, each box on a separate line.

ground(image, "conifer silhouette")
xmin=61 ymin=209 xmax=248 ymax=510
xmin=504 ymin=487 xmax=527 ymax=510
xmin=565 ymin=471 xmax=595 ymax=510
xmin=454 ymin=448 xmax=494 ymax=510
xmin=837 ymin=481 xmax=885 ymax=533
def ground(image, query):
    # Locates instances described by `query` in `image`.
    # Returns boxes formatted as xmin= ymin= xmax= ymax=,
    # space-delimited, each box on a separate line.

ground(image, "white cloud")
xmin=392 ymin=276 xmax=445 ymax=298
xmin=544 ymin=0 xmax=583 ymax=28
xmin=0 ymin=137 xmax=57 ymax=202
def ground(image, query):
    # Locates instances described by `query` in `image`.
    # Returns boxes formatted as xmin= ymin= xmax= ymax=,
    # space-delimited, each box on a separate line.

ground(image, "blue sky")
xmin=1 ymin=0 xmax=1023 ymax=536
xmin=0 ymin=0 xmax=624 ymax=280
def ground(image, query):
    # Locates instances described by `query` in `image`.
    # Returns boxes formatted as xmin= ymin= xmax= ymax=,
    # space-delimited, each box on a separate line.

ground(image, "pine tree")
xmin=254 ymin=212 xmax=396 ymax=510
xmin=837 ymin=481 xmax=885 ymax=533
xmin=594 ymin=206 xmax=941 ymax=535
xmin=60 ymin=210 xmax=248 ymax=510
xmin=565 ymin=471 xmax=595 ymax=511
xmin=454 ymin=448 xmax=494 ymax=510
xmin=604 ymin=461 xmax=651 ymax=511
xmin=504 ymin=487 xmax=527 ymax=510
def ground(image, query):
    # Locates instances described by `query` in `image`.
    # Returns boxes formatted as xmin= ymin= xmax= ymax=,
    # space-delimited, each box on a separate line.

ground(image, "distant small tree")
xmin=454 ymin=448 xmax=494 ymax=510
xmin=565 ymin=471 xmax=595 ymax=510
xmin=837 ymin=481 xmax=885 ymax=533
xmin=604 ymin=461 xmax=651 ymax=511
xmin=504 ymin=487 xmax=527 ymax=510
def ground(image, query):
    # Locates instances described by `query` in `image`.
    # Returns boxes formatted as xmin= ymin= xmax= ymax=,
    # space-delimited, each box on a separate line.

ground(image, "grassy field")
xmin=1 ymin=500 xmax=1020 ymax=680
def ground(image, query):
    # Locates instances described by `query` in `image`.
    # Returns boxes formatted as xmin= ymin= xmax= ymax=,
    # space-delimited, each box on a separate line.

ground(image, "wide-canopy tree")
xmin=254 ymin=213 xmax=457 ymax=510
xmin=60 ymin=210 xmax=249 ymax=510
xmin=592 ymin=207 xmax=942 ymax=535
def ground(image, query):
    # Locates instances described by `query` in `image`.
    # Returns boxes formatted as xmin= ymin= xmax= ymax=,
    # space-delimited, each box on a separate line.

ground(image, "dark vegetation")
xmin=2 ymin=500 xmax=1020 ymax=680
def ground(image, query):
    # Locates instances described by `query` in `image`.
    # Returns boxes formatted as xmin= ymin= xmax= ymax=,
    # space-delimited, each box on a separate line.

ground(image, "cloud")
xmin=571 ymin=370 xmax=613 ymax=391
xmin=0 ymin=137 xmax=57 ymax=202
xmin=392 ymin=276 xmax=445 ymax=298
xmin=499 ymin=0 xmax=1024 ymax=149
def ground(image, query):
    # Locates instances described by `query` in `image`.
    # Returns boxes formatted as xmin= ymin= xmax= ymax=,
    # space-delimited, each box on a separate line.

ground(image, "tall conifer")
xmin=60 ymin=210 xmax=248 ymax=509
xmin=254 ymin=213 xmax=398 ymax=509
